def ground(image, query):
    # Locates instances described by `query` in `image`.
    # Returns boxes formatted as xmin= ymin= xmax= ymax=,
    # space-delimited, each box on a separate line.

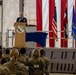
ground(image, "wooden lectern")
xmin=14 ymin=22 xmax=26 ymax=48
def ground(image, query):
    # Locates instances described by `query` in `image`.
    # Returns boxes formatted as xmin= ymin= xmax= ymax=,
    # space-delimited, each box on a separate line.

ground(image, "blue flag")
xmin=72 ymin=6 xmax=76 ymax=40
xmin=26 ymin=32 xmax=48 ymax=47
xmin=12 ymin=32 xmax=48 ymax=47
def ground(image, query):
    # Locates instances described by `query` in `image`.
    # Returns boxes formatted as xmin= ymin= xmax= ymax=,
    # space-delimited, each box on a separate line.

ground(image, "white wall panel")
xmin=24 ymin=0 xmax=36 ymax=25
xmin=3 ymin=0 xmax=19 ymax=47
xmin=3 ymin=0 xmax=19 ymax=34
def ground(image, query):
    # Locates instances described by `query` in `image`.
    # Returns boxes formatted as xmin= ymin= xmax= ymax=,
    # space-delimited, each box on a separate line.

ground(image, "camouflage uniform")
xmin=0 ymin=50 xmax=7 ymax=64
xmin=3 ymin=60 xmax=28 ymax=75
xmin=17 ymin=47 xmax=29 ymax=66
xmin=3 ymin=49 xmax=29 ymax=75
xmin=0 ymin=64 xmax=10 ymax=75
xmin=3 ymin=54 xmax=10 ymax=61
xmin=39 ymin=48 xmax=49 ymax=75
xmin=3 ymin=48 xmax=10 ymax=61
xmin=28 ymin=49 xmax=45 ymax=75
xmin=40 ymin=56 xmax=49 ymax=75
xmin=17 ymin=54 xmax=29 ymax=65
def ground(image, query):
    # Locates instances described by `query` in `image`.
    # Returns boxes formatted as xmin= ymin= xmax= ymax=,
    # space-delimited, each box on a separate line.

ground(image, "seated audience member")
xmin=3 ymin=48 xmax=10 ymax=61
xmin=0 ymin=50 xmax=7 ymax=64
xmin=39 ymin=48 xmax=49 ymax=75
xmin=0 ymin=65 xmax=10 ymax=75
xmin=16 ymin=12 xmax=28 ymax=26
xmin=3 ymin=48 xmax=29 ymax=75
xmin=17 ymin=47 xmax=29 ymax=65
xmin=28 ymin=49 xmax=46 ymax=75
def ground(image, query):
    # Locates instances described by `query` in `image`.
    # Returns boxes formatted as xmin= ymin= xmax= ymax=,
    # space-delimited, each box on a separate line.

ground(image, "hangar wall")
xmin=3 ymin=0 xmax=19 ymax=34
xmin=2 ymin=0 xmax=19 ymax=47
xmin=2 ymin=0 xmax=36 ymax=48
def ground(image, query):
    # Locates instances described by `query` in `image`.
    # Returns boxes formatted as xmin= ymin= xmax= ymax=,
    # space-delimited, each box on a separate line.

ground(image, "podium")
xmin=14 ymin=22 xmax=26 ymax=48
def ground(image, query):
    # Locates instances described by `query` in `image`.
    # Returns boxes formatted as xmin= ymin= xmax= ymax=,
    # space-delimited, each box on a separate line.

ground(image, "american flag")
xmin=52 ymin=7 xmax=58 ymax=41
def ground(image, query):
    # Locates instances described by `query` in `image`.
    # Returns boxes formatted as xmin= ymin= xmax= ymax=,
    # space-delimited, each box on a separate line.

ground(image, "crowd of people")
xmin=0 ymin=47 xmax=49 ymax=75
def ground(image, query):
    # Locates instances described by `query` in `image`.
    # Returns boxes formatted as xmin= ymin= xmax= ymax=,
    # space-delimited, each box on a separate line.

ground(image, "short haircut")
xmin=32 ymin=49 xmax=40 ymax=57
xmin=5 ymin=48 xmax=10 ymax=54
xmin=10 ymin=49 xmax=19 ymax=58
xmin=0 ymin=50 xmax=2 ymax=56
xmin=19 ymin=48 xmax=26 ymax=54
xmin=39 ymin=48 xmax=45 ymax=56
xmin=0 ymin=45 xmax=2 ymax=49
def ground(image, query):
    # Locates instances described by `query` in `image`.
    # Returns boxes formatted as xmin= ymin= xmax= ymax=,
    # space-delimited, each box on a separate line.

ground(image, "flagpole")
xmin=72 ymin=38 xmax=74 ymax=48
xmin=74 ymin=40 xmax=76 ymax=48
xmin=75 ymin=0 xmax=76 ymax=48
xmin=75 ymin=40 xmax=76 ymax=48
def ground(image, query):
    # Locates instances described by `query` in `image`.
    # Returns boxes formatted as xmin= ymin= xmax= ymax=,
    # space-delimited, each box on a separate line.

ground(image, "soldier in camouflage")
xmin=3 ymin=48 xmax=10 ymax=61
xmin=17 ymin=47 xmax=29 ymax=66
xmin=3 ymin=48 xmax=29 ymax=75
xmin=39 ymin=48 xmax=49 ymax=75
xmin=28 ymin=49 xmax=46 ymax=75
xmin=0 ymin=49 xmax=7 ymax=64
xmin=0 ymin=64 xmax=10 ymax=75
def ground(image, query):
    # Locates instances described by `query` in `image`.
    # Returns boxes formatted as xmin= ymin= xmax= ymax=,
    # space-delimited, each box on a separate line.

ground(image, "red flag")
xmin=61 ymin=0 xmax=68 ymax=47
xmin=49 ymin=0 xmax=55 ymax=47
xmin=36 ymin=0 xmax=55 ymax=47
xmin=64 ymin=8 xmax=68 ymax=39
xmin=36 ymin=0 xmax=42 ymax=47
xmin=36 ymin=0 xmax=42 ymax=31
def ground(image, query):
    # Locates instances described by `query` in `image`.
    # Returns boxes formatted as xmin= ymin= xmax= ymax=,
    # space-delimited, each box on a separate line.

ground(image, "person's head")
xmin=32 ymin=49 xmax=40 ymax=57
xmin=20 ymin=12 xmax=24 ymax=17
xmin=19 ymin=47 xmax=26 ymax=54
xmin=0 ymin=45 xmax=2 ymax=49
xmin=10 ymin=49 xmax=19 ymax=58
xmin=0 ymin=50 xmax=2 ymax=57
xmin=5 ymin=48 xmax=10 ymax=54
xmin=39 ymin=48 xmax=45 ymax=56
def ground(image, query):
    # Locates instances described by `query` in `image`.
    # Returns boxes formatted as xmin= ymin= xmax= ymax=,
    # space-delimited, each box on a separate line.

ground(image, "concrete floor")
xmin=50 ymin=73 xmax=74 ymax=75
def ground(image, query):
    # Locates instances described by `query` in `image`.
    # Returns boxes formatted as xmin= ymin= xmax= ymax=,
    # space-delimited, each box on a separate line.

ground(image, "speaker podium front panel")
xmin=14 ymin=22 xmax=26 ymax=48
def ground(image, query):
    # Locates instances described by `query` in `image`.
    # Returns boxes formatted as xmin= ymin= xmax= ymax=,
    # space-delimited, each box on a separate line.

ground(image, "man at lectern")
xmin=16 ymin=12 xmax=28 ymax=26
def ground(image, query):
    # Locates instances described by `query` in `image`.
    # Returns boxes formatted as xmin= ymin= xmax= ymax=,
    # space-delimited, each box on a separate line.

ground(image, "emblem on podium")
xmin=17 ymin=26 xmax=24 ymax=33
